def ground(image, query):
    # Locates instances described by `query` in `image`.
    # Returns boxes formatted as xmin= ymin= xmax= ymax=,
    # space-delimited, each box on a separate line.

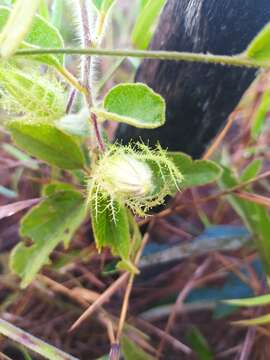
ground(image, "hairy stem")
xmin=79 ymin=0 xmax=92 ymax=93
xmin=77 ymin=0 xmax=105 ymax=152
xmin=15 ymin=48 xmax=270 ymax=68
xmin=92 ymin=112 xmax=105 ymax=152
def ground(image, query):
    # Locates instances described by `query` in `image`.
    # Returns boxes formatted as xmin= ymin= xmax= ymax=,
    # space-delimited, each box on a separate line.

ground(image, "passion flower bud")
xmin=0 ymin=0 xmax=40 ymax=59
xmin=89 ymin=144 xmax=184 ymax=218
xmin=102 ymin=154 xmax=153 ymax=198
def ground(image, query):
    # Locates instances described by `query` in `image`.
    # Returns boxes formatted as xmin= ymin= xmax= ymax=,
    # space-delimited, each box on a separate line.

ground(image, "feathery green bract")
xmin=88 ymin=143 xmax=184 ymax=218
xmin=89 ymin=183 xmax=130 ymax=259
xmin=0 ymin=65 xmax=65 ymax=119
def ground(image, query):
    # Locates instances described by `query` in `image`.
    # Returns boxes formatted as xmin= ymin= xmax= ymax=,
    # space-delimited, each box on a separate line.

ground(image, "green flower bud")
xmin=101 ymin=154 xmax=153 ymax=198
xmin=88 ymin=143 xmax=184 ymax=218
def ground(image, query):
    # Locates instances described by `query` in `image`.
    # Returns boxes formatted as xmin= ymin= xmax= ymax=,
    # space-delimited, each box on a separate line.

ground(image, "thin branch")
xmin=115 ymin=232 xmax=150 ymax=342
xmin=237 ymin=327 xmax=256 ymax=360
xmin=203 ymin=109 xmax=239 ymax=159
xmin=91 ymin=112 xmax=106 ymax=152
xmin=15 ymin=48 xmax=270 ymax=68
xmin=140 ymin=169 xmax=270 ymax=225
xmin=133 ymin=317 xmax=192 ymax=355
xmin=69 ymin=272 xmax=129 ymax=332
xmin=234 ymin=191 xmax=270 ymax=208
xmin=65 ymin=89 xmax=77 ymax=114
xmin=157 ymin=258 xmax=211 ymax=358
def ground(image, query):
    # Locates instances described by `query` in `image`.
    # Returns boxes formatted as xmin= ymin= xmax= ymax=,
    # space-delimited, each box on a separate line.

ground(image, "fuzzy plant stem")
xmin=15 ymin=48 xmax=270 ymax=69
xmin=77 ymin=0 xmax=105 ymax=152
xmin=92 ymin=112 xmax=105 ymax=152
xmin=80 ymin=0 xmax=92 ymax=92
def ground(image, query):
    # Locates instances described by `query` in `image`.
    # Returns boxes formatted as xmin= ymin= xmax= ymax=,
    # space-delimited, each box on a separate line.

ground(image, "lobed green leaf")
xmin=10 ymin=190 xmax=86 ymax=288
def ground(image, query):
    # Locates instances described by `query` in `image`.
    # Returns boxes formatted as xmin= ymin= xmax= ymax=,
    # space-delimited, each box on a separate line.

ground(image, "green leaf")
xmin=10 ymin=190 xmax=86 ymax=288
xmin=93 ymin=83 xmax=165 ymax=129
xmin=246 ymin=22 xmax=270 ymax=62
xmin=224 ymin=293 xmax=270 ymax=307
xmin=51 ymin=0 xmax=63 ymax=29
xmin=21 ymin=347 xmax=33 ymax=360
xmin=42 ymin=182 xmax=78 ymax=196
xmin=39 ymin=0 xmax=49 ymax=20
xmin=169 ymin=152 xmax=223 ymax=188
xmin=89 ymin=185 xmax=130 ymax=260
xmin=233 ymin=313 xmax=270 ymax=327
xmin=121 ymin=336 xmax=154 ymax=360
xmin=0 ymin=0 xmax=40 ymax=58
xmin=240 ymin=159 xmax=262 ymax=183
xmin=132 ymin=0 xmax=165 ymax=49
xmin=140 ymin=0 xmax=149 ymax=9
xmin=219 ymin=167 xmax=251 ymax=226
xmin=219 ymin=166 xmax=270 ymax=275
xmin=186 ymin=327 xmax=214 ymax=360
xmin=25 ymin=13 xmax=64 ymax=65
xmin=92 ymin=0 xmax=116 ymax=12
xmin=0 ymin=5 xmax=64 ymax=65
xmin=7 ymin=119 xmax=86 ymax=170
xmin=251 ymin=90 xmax=270 ymax=139
xmin=116 ymin=259 xmax=139 ymax=275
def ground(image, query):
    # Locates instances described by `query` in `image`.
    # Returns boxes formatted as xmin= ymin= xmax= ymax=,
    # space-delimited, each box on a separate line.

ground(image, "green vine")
xmin=15 ymin=47 xmax=270 ymax=68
